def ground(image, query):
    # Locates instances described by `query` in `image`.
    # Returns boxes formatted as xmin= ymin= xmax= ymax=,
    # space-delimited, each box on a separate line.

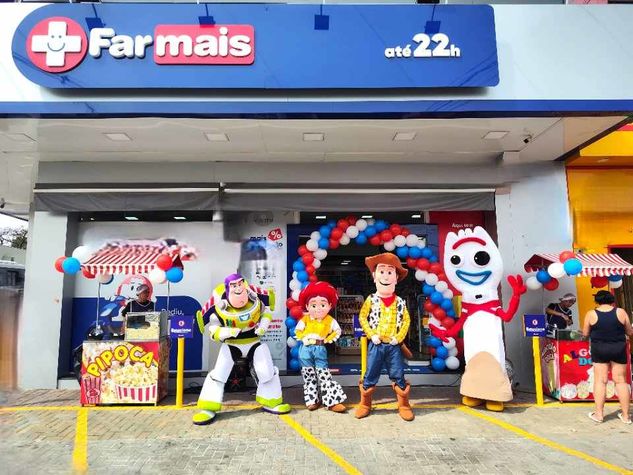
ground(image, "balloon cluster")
xmin=149 ymin=254 xmax=183 ymax=284
xmin=591 ymin=274 xmax=623 ymax=289
xmin=526 ymin=251 xmax=583 ymax=291
xmin=54 ymin=246 xmax=113 ymax=284
xmin=284 ymin=216 xmax=460 ymax=372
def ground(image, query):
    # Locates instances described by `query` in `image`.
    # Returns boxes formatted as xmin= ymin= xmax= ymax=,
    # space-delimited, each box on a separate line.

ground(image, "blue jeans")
xmin=363 ymin=342 xmax=406 ymax=389
xmin=299 ymin=344 xmax=329 ymax=369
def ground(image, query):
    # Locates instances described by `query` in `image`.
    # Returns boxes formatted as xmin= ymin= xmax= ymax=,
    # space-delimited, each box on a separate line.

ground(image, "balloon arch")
xmin=284 ymin=216 xmax=461 ymax=373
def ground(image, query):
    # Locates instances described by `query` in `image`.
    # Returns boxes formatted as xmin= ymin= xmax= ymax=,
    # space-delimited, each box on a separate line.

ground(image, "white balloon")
xmin=426 ymin=273 xmax=439 ymax=286
xmin=339 ymin=234 xmax=351 ymax=246
xmin=445 ymin=356 xmax=460 ymax=370
xmin=414 ymin=270 xmax=426 ymax=281
xmin=448 ymin=347 xmax=459 ymax=357
xmin=526 ymin=276 xmax=542 ymax=290
xmin=405 ymin=234 xmax=419 ymax=247
xmin=149 ymin=268 xmax=166 ymax=285
xmin=291 ymin=289 xmax=301 ymax=301
xmin=97 ymin=273 xmax=113 ymax=284
xmin=346 ymin=226 xmax=359 ymax=238
xmin=367 ymin=219 xmax=376 ymax=226
xmin=287 ymin=337 xmax=297 ymax=348
xmin=442 ymin=289 xmax=454 ymax=300
xmin=417 ymin=270 xmax=428 ymax=280
xmin=306 ymin=239 xmax=319 ymax=252
xmin=609 ymin=279 xmax=623 ymax=289
xmin=435 ymin=281 xmax=448 ymax=292
xmin=310 ymin=231 xmax=321 ymax=240
xmin=292 ymin=271 xmax=298 ymax=279
xmin=289 ymin=279 xmax=301 ymax=291
xmin=548 ymin=262 xmax=566 ymax=279
xmin=356 ymin=219 xmax=368 ymax=231
xmin=312 ymin=259 xmax=321 ymax=269
xmin=442 ymin=337 xmax=456 ymax=349
xmin=394 ymin=235 xmax=407 ymax=247
xmin=383 ymin=241 xmax=396 ymax=252
xmin=314 ymin=249 xmax=327 ymax=260
xmin=71 ymin=245 xmax=92 ymax=263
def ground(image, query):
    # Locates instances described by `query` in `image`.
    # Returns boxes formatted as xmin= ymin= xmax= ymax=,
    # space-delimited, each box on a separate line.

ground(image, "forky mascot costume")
xmin=193 ymin=273 xmax=291 ymax=425
xmin=431 ymin=227 xmax=526 ymax=412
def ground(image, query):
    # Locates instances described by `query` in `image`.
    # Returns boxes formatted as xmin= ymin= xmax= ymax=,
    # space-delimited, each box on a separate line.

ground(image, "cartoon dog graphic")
xmin=430 ymin=227 xmax=526 ymax=411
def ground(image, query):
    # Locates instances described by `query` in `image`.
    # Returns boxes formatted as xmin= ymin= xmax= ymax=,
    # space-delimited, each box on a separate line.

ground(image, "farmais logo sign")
xmin=25 ymin=16 xmax=255 ymax=73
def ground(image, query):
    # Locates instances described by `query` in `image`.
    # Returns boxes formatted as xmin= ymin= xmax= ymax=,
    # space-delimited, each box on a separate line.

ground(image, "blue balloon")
xmin=319 ymin=226 xmax=331 ymax=238
xmin=375 ymin=220 xmax=388 ymax=232
xmin=422 ymin=284 xmax=435 ymax=296
xmin=436 ymin=346 xmax=449 ymax=359
xmin=426 ymin=336 xmax=441 ymax=348
xmin=327 ymin=220 xmax=337 ymax=228
xmin=365 ymin=226 xmax=377 ymax=237
xmin=288 ymin=326 xmax=296 ymax=337
xmin=447 ymin=309 xmax=456 ymax=317
xmin=290 ymin=345 xmax=300 ymax=359
xmin=563 ymin=258 xmax=583 ymax=276
xmin=409 ymin=247 xmax=422 ymax=259
xmin=396 ymin=247 xmax=409 ymax=259
xmin=166 ymin=267 xmax=184 ymax=283
xmin=430 ymin=291 xmax=444 ymax=305
xmin=431 ymin=357 xmax=447 ymax=372
xmin=441 ymin=299 xmax=453 ymax=310
xmin=356 ymin=234 xmax=368 ymax=245
xmin=318 ymin=238 xmax=330 ymax=249
xmin=288 ymin=358 xmax=302 ymax=372
xmin=293 ymin=260 xmax=305 ymax=272
xmin=608 ymin=275 xmax=623 ymax=282
xmin=430 ymin=255 xmax=438 ymax=263
xmin=422 ymin=248 xmax=433 ymax=259
xmin=301 ymin=281 xmax=309 ymax=289
xmin=62 ymin=257 xmax=81 ymax=274
xmin=297 ymin=271 xmax=309 ymax=282
xmin=536 ymin=269 xmax=551 ymax=284
xmin=285 ymin=317 xmax=297 ymax=329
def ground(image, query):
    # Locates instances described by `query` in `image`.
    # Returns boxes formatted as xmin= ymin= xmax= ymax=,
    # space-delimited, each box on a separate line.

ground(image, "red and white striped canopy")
xmin=524 ymin=253 xmax=633 ymax=277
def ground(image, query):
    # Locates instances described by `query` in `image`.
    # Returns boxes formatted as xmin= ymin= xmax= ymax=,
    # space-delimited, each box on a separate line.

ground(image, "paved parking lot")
xmin=1 ymin=387 xmax=632 ymax=475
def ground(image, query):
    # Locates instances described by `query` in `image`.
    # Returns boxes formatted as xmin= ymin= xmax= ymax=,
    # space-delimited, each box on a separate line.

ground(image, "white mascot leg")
xmin=252 ymin=343 xmax=291 ymax=414
xmin=193 ymin=343 xmax=234 ymax=425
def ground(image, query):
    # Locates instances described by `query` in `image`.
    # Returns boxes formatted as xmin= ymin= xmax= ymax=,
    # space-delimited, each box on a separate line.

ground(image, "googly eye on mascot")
xmin=193 ymin=273 xmax=291 ymax=425
xmin=430 ymin=227 xmax=526 ymax=412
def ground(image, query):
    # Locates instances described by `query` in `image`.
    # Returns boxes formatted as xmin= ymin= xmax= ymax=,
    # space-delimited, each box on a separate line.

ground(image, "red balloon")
xmin=380 ymin=230 xmax=393 ymax=242
xmin=298 ymin=245 xmax=309 ymax=256
xmin=433 ymin=308 xmax=447 ymax=320
xmin=591 ymin=276 xmax=608 ymax=288
xmin=309 ymin=275 xmax=318 ymax=282
xmin=417 ymin=258 xmax=430 ymax=271
xmin=286 ymin=298 xmax=298 ymax=309
xmin=302 ymin=254 xmax=314 ymax=265
xmin=369 ymin=235 xmax=382 ymax=246
xmin=54 ymin=256 xmax=66 ymax=273
xmin=331 ymin=228 xmax=344 ymax=240
xmin=401 ymin=228 xmax=410 ymax=237
xmin=290 ymin=306 xmax=303 ymax=319
xmin=406 ymin=258 xmax=418 ymax=269
xmin=437 ymin=273 xmax=447 ymax=282
xmin=337 ymin=219 xmax=350 ymax=231
xmin=424 ymin=301 xmax=436 ymax=312
xmin=544 ymin=278 xmax=560 ymax=291
xmin=329 ymin=238 xmax=340 ymax=249
xmin=156 ymin=254 xmax=173 ymax=271
xmin=82 ymin=268 xmax=95 ymax=279
xmin=429 ymin=263 xmax=443 ymax=275
xmin=441 ymin=317 xmax=455 ymax=329
xmin=559 ymin=250 xmax=575 ymax=262
xmin=389 ymin=224 xmax=402 ymax=236
xmin=347 ymin=215 xmax=357 ymax=225
xmin=305 ymin=265 xmax=316 ymax=275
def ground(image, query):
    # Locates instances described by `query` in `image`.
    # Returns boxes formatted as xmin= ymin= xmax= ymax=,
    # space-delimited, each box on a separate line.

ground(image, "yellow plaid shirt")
xmin=359 ymin=295 xmax=410 ymax=343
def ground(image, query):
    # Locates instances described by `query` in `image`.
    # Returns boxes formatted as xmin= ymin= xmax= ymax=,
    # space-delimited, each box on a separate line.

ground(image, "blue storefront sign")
xmin=12 ymin=4 xmax=498 ymax=89
xmin=169 ymin=314 xmax=194 ymax=339
xmin=353 ymin=314 xmax=364 ymax=338
xmin=523 ymin=314 xmax=546 ymax=337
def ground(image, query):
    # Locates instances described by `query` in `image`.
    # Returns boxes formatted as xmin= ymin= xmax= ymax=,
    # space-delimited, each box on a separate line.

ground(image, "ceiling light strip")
xmin=223 ymin=188 xmax=495 ymax=194
xmin=34 ymin=187 xmax=218 ymax=193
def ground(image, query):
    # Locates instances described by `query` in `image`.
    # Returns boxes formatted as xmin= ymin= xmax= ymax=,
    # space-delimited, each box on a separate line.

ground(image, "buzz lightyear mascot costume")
xmin=193 ymin=273 xmax=291 ymax=425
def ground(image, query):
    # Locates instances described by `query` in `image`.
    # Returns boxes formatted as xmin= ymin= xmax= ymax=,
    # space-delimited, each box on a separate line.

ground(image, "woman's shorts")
xmin=591 ymin=340 xmax=627 ymax=365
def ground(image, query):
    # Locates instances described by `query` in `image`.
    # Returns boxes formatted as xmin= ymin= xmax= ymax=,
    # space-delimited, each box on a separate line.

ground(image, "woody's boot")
xmin=392 ymin=382 xmax=415 ymax=421
xmin=354 ymin=383 xmax=375 ymax=419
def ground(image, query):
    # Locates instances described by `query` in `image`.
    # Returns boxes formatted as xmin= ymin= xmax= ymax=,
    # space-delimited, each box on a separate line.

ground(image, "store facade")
xmin=2 ymin=2 xmax=633 ymax=390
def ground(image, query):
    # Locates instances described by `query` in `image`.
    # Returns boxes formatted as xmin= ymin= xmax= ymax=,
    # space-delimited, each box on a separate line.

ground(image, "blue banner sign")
xmin=353 ymin=314 xmax=364 ymax=338
xmin=169 ymin=314 xmax=194 ymax=339
xmin=523 ymin=314 xmax=546 ymax=338
xmin=12 ymin=4 xmax=498 ymax=89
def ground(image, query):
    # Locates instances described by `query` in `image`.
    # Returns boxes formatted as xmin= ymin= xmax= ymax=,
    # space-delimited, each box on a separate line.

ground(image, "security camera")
xmin=522 ymin=135 xmax=533 ymax=144
xmin=0 ymin=198 xmax=5 ymax=209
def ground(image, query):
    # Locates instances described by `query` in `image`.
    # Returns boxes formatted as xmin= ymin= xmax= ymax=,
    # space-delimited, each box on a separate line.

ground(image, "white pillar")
xmin=495 ymin=164 xmax=576 ymax=390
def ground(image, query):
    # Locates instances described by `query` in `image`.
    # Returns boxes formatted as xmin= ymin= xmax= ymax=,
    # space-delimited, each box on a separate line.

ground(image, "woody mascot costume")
xmin=356 ymin=253 xmax=414 ymax=421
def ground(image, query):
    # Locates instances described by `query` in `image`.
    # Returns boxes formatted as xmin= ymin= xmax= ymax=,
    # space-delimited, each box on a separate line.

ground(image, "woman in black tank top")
xmin=582 ymin=290 xmax=633 ymax=424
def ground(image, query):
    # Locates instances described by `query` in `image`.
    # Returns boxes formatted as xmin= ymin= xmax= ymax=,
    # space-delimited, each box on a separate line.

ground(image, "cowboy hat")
xmin=365 ymin=253 xmax=408 ymax=282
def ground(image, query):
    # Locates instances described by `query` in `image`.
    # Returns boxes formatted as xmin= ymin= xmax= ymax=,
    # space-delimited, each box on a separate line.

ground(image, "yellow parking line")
xmin=279 ymin=414 xmax=362 ymax=475
xmin=459 ymin=406 xmax=633 ymax=475
xmin=72 ymin=408 xmax=88 ymax=474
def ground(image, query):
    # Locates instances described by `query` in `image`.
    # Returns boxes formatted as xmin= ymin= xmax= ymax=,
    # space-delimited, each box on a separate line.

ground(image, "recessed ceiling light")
xmin=341 ymin=261 xmax=349 ymax=265
xmin=361 ymin=215 xmax=373 ymax=219
xmin=205 ymin=133 xmax=229 ymax=142
xmin=393 ymin=132 xmax=416 ymax=141
xmin=174 ymin=216 xmax=187 ymax=220
xmin=597 ymin=158 xmax=610 ymax=163
xmin=125 ymin=216 xmax=139 ymax=221
xmin=315 ymin=215 xmax=327 ymax=220
xmin=411 ymin=214 xmax=422 ymax=218
xmin=303 ymin=133 xmax=324 ymax=142
xmin=104 ymin=133 xmax=132 ymax=141
xmin=483 ymin=131 xmax=509 ymax=140
xmin=89 ymin=217 xmax=95 ymax=221
xmin=5 ymin=133 xmax=35 ymax=142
